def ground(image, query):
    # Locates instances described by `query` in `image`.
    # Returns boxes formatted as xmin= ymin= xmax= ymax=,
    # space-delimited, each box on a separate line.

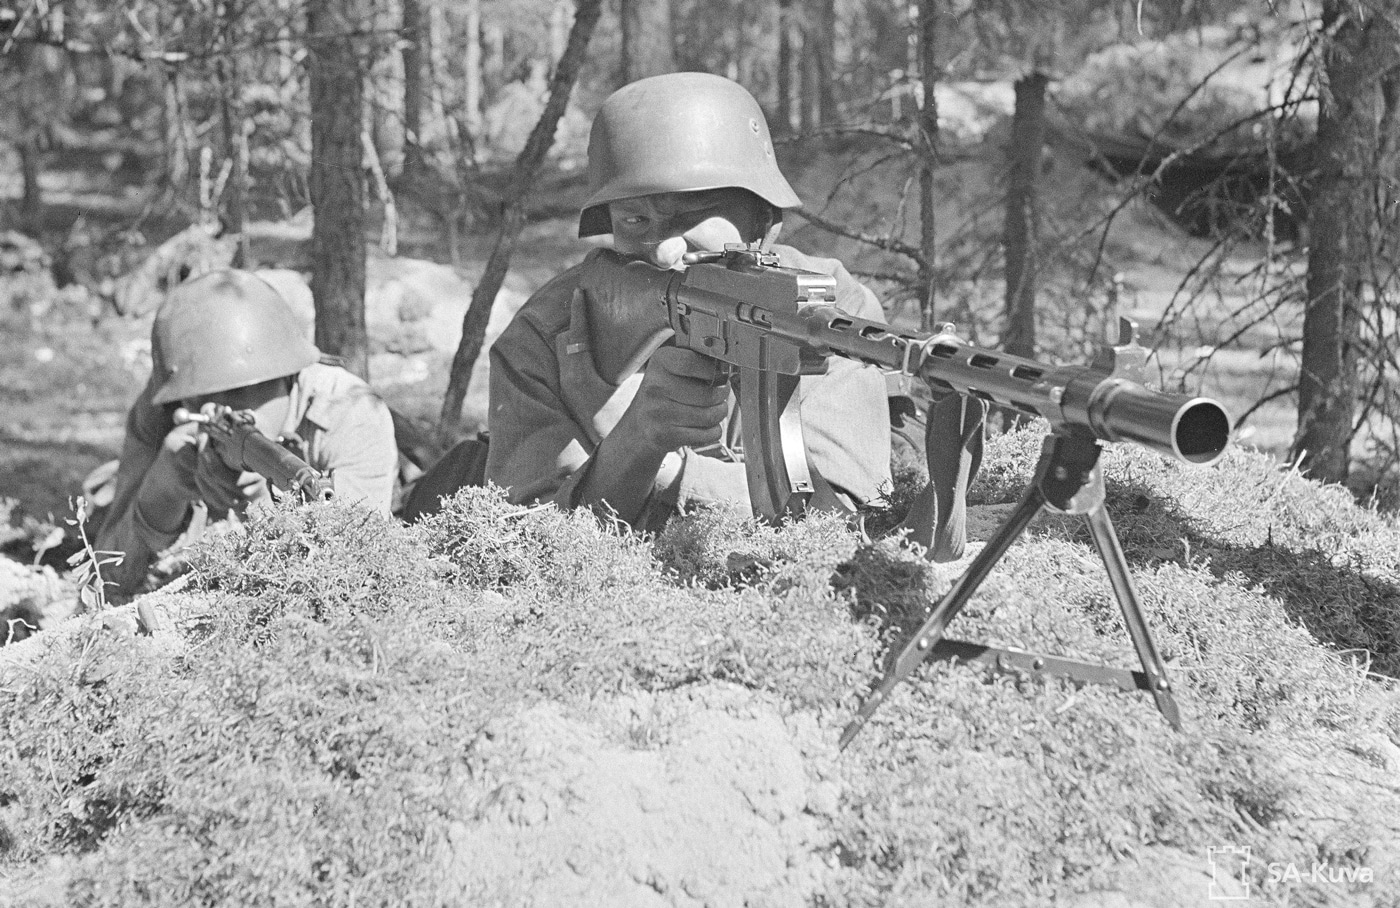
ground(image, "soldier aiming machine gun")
xmin=173 ymin=404 xmax=336 ymax=504
xmin=585 ymin=245 xmax=1233 ymax=746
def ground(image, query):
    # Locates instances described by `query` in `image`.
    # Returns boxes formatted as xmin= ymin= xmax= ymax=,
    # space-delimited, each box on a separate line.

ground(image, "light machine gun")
xmin=587 ymin=245 xmax=1233 ymax=745
xmin=173 ymin=404 xmax=336 ymax=504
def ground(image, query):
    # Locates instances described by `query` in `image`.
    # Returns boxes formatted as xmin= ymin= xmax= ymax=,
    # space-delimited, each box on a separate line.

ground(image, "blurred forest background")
xmin=2 ymin=0 xmax=1399 ymax=519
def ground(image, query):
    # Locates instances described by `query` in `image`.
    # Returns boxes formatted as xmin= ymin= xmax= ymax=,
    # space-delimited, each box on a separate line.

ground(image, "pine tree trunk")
xmin=18 ymin=137 xmax=42 ymax=231
xmin=16 ymin=43 xmax=48 ymax=232
xmin=307 ymin=0 xmax=371 ymax=380
xmin=916 ymin=0 xmax=939 ymax=329
xmin=216 ymin=9 xmax=249 ymax=269
xmin=620 ymin=0 xmax=676 ymax=83
xmin=777 ymin=0 xmax=793 ymax=133
xmin=800 ymin=15 xmax=819 ymax=131
xmin=163 ymin=74 xmax=189 ymax=189
xmin=461 ymin=0 xmax=484 ymax=141
xmin=1002 ymin=72 xmax=1048 ymax=361
xmin=1294 ymin=0 xmax=1398 ymax=482
xmin=428 ymin=0 xmax=449 ymax=134
xmin=401 ymin=0 xmax=428 ymax=176
xmin=1380 ymin=69 xmax=1400 ymax=231
xmin=811 ymin=0 xmax=837 ymax=126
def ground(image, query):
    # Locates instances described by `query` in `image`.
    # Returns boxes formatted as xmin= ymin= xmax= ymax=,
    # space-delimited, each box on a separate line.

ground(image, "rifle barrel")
xmin=232 ymin=427 xmax=336 ymax=502
xmin=174 ymin=406 xmax=335 ymax=502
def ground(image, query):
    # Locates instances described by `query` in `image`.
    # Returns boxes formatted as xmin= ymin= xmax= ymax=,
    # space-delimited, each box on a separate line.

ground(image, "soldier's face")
xmin=184 ymin=376 xmax=294 ymax=440
xmin=609 ymin=188 xmax=771 ymax=269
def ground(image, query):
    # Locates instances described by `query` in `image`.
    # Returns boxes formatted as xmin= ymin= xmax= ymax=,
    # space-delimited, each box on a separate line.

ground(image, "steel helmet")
xmin=150 ymin=269 xmax=320 ymax=405
xmin=578 ymin=72 xmax=803 ymax=237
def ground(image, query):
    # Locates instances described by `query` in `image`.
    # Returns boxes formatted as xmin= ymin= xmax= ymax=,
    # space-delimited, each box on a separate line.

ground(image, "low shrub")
xmin=3 ymin=425 xmax=1398 ymax=906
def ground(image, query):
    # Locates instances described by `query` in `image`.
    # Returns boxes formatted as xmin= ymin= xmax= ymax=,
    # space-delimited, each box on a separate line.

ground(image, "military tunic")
xmin=486 ymin=245 xmax=893 ymax=528
xmin=97 ymin=362 xmax=398 ymax=599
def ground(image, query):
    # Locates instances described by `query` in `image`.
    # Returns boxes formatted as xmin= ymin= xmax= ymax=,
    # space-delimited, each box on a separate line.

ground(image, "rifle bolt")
xmin=916 ymin=637 xmax=929 ymax=651
xmin=1033 ymin=658 xmax=1045 ymax=670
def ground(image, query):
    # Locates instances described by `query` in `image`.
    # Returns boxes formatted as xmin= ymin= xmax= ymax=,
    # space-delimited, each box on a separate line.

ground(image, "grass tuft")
xmin=186 ymin=498 xmax=445 ymax=634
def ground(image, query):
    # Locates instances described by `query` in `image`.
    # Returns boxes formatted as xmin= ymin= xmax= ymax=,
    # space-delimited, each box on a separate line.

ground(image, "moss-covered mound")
xmin=2 ymin=426 xmax=1398 ymax=907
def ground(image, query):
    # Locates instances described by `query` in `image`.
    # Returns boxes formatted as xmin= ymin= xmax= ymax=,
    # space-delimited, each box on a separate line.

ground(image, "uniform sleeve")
xmin=315 ymin=384 xmax=399 ymax=514
xmin=672 ymin=449 xmax=750 ymax=510
xmin=484 ymin=309 xmax=594 ymax=508
xmin=95 ymin=378 xmax=181 ymax=601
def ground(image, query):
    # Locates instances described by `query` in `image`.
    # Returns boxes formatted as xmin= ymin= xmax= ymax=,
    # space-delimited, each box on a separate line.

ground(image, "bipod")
xmin=839 ymin=430 xmax=1181 ymax=749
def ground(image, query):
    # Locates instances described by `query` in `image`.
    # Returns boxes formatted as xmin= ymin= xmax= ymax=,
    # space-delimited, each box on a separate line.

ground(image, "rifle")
xmin=173 ymin=404 xmax=335 ymax=504
xmin=583 ymin=245 xmax=1233 ymax=742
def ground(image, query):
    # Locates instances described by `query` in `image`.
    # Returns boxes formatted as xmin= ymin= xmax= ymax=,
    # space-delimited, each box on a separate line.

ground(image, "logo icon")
xmin=1207 ymin=845 xmax=1252 ymax=900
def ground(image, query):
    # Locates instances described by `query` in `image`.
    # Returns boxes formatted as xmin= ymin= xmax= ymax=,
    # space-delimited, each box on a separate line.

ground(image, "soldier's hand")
xmin=624 ymin=345 xmax=730 ymax=453
xmin=191 ymin=438 xmax=258 ymax=517
xmin=146 ymin=422 xmax=202 ymax=500
xmin=574 ymin=247 xmax=672 ymax=307
xmin=133 ymin=423 xmax=204 ymax=536
xmin=576 ymin=250 xmax=673 ymax=327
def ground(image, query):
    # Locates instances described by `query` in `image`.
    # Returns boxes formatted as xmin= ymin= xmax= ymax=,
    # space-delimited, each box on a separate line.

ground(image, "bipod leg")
xmin=839 ymin=432 xmax=1186 ymax=749
xmin=838 ymin=475 xmax=1046 ymax=749
xmin=1082 ymin=503 xmax=1182 ymax=729
xmin=1038 ymin=432 xmax=1182 ymax=731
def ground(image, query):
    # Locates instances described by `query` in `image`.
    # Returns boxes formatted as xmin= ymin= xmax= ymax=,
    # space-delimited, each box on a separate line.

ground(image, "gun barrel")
xmin=236 ymin=431 xmax=336 ymax=501
xmin=913 ymin=339 xmax=1232 ymax=467
xmin=755 ymin=304 xmax=1232 ymax=467
xmin=174 ymin=406 xmax=336 ymax=501
xmin=1069 ymin=376 xmax=1231 ymax=465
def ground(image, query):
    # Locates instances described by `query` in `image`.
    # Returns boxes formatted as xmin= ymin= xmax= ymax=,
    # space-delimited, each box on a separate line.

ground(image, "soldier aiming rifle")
xmin=95 ymin=270 xmax=398 ymax=601
xmin=486 ymin=72 xmax=985 ymax=554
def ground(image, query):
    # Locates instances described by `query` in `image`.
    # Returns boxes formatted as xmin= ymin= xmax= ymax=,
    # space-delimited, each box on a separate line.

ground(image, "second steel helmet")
xmin=578 ymin=72 xmax=803 ymax=237
xmin=150 ymin=269 xmax=320 ymax=405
